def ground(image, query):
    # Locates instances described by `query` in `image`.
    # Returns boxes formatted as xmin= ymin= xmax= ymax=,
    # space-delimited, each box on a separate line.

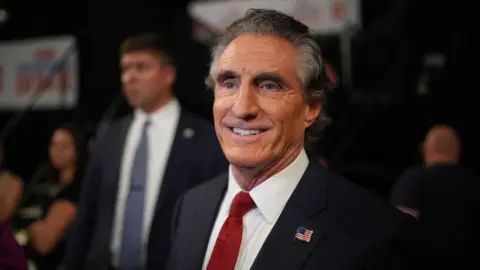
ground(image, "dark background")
xmin=0 ymin=0 xmax=477 ymax=198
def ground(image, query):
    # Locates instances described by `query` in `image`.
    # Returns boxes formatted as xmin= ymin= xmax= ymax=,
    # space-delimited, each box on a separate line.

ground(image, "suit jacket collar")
xmin=191 ymin=162 xmax=329 ymax=270
xmin=152 ymin=109 xmax=199 ymax=213
xmin=251 ymin=162 xmax=328 ymax=270
xmin=100 ymin=116 xmax=132 ymax=262
xmin=104 ymin=110 xmax=200 ymax=260
xmin=187 ymin=174 xmax=229 ymax=269
xmin=104 ymin=115 xmax=132 ymax=200
xmin=107 ymin=109 xmax=195 ymax=208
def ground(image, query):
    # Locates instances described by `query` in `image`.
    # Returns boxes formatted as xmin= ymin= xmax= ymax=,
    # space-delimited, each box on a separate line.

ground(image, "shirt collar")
xmin=227 ymin=149 xmax=309 ymax=223
xmin=134 ymin=98 xmax=180 ymax=126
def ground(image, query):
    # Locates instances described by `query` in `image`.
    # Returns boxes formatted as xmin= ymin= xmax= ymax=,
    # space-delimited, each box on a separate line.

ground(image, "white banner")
xmin=0 ymin=36 xmax=78 ymax=109
xmin=189 ymin=0 xmax=360 ymax=40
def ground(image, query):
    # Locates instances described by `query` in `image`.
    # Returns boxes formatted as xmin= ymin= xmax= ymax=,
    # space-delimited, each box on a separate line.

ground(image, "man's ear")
xmin=304 ymin=99 xmax=322 ymax=128
xmin=165 ymin=65 xmax=176 ymax=87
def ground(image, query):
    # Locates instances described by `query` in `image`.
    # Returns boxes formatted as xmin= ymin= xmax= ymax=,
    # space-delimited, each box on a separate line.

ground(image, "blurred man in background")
xmin=391 ymin=124 xmax=480 ymax=269
xmin=62 ymin=33 xmax=227 ymax=270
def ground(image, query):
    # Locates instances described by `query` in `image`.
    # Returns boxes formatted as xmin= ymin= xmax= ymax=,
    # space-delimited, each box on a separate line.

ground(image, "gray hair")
xmin=206 ymin=9 xmax=335 ymax=143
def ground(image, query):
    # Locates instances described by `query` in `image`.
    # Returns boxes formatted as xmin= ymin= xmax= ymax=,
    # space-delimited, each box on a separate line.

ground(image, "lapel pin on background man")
xmin=167 ymin=9 xmax=416 ymax=270
xmin=61 ymin=33 xmax=228 ymax=270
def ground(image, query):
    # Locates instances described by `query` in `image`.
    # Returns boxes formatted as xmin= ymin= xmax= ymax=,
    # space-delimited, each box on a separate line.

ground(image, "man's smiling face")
xmin=212 ymin=33 xmax=321 ymax=168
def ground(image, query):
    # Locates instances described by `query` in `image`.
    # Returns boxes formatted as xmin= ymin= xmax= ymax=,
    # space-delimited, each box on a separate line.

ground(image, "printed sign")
xmin=189 ymin=0 xmax=360 ymax=39
xmin=0 ymin=36 xmax=78 ymax=109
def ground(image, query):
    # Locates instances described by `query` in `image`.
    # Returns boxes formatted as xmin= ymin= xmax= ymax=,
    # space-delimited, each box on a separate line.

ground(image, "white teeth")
xmin=232 ymin=128 xmax=261 ymax=136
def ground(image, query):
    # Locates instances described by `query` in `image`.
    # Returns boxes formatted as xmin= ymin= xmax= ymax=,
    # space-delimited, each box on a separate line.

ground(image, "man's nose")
xmin=231 ymin=85 xmax=260 ymax=120
xmin=121 ymin=70 xmax=136 ymax=85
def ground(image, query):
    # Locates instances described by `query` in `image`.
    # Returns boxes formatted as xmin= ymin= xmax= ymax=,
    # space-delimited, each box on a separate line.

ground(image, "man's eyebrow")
xmin=215 ymin=70 xmax=292 ymax=88
xmin=216 ymin=70 xmax=239 ymax=82
xmin=253 ymin=72 xmax=289 ymax=87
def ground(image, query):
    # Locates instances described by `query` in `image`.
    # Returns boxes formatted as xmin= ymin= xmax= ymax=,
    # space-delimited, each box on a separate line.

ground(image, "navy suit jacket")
xmin=62 ymin=110 xmax=228 ymax=270
xmin=167 ymin=162 xmax=416 ymax=270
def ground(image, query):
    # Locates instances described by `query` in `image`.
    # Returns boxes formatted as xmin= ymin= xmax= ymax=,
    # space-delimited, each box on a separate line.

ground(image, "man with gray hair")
xmin=167 ymin=9 xmax=415 ymax=270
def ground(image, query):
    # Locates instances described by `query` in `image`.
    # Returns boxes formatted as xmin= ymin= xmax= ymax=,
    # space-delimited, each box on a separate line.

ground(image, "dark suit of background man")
xmin=62 ymin=33 xmax=228 ymax=270
xmin=167 ymin=9 xmax=416 ymax=270
xmin=391 ymin=125 xmax=480 ymax=269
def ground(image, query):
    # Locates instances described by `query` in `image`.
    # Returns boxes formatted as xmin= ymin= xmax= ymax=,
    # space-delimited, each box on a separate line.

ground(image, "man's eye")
xmin=135 ymin=63 xmax=147 ymax=71
xmin=223 ymin=81 xmax=236 ymax=89
xmin=260 ymin=82 xmax=281 ymax=90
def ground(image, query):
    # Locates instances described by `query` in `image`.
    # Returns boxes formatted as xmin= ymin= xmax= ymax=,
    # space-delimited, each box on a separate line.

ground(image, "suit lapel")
xmin=251 ymin=163 xmax=329 ymax=270
xmin=99 ymin=116 xmax=132 ymax=259
xmin=103 ymin=116 xmax=132 ymax=204
xmin=152 ymin=110 xmax=194 ymax=215
xmin=188 ymin=175 xmax=228 ymax=269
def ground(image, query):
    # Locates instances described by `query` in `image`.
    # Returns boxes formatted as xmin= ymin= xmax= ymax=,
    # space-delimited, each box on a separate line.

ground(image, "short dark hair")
xmin=55 ymin=122 xmax=88 ymax=172
xmin=121 ymin=33 xmax=176 ymax=66
xmin=45 ymin=122 xmax=89 ymax=184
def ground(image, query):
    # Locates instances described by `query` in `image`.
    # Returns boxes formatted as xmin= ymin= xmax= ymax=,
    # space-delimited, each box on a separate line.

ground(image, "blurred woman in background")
xmin=24 ymin=123 xmax=88 ymax=270
xmin=0 ymin=144 xmax=24 ymax=223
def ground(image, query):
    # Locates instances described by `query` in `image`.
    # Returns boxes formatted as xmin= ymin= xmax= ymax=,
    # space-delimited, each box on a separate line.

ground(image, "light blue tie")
xmin=119 ymin=120 xmax=150 ymax=270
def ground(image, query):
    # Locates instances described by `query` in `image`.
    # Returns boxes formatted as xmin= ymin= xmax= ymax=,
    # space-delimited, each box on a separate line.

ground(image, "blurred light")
xmin=0 ymin=9 xmax=9 ymax=24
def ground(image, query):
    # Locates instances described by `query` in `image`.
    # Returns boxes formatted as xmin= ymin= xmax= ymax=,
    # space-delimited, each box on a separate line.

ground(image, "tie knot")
xmin=229 ymin=192 xmax=255 ymax=218
xmin=143 ymin=119 xmax=151 ymax=128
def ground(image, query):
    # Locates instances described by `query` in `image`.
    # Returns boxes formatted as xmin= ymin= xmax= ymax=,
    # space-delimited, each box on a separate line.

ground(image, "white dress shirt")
xmin=202 ymin=149 xmax=309 ymax=270
xmin=111 ymin=99 xmax=180 ymax=267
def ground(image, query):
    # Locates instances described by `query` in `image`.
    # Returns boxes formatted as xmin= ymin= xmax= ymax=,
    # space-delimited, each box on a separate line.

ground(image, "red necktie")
xmin=207 ymin=191 xmax=256 ymax=270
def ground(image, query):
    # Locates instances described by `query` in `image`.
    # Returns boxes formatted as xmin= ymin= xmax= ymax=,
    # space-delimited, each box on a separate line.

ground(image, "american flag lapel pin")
xmin=295 ymin=226 xmax=314 ymax=243
xmin=182 ymin=128 xmax=195 ymax=139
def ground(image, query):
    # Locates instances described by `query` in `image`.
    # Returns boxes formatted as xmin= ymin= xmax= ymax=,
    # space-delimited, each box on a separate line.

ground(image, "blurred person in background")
xmin=62 ymin=33 xmax=227 ymax=270
xmin=22 ymin=123 xmax=88 ymax=270
xmin=391 ymin=124 xmax=480 ymax=269
xmin=0 ymin=144 xmax=24 ymax=223
xmin=0 ymin=222 xmax=28 ymax=270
